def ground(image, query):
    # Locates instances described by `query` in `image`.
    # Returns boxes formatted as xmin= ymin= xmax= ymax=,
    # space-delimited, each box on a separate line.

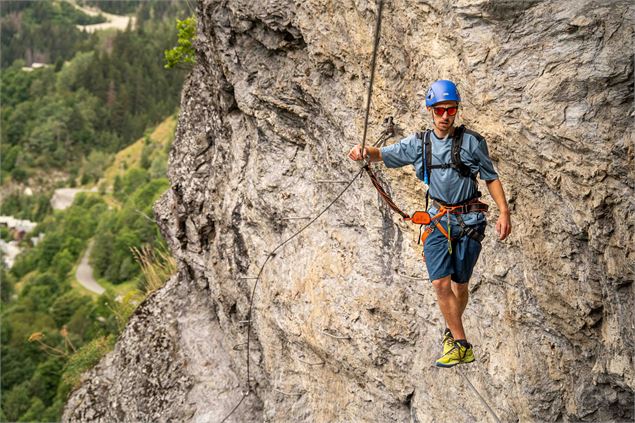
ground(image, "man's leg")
xmin=432 ymin=275 xmax=466 ymax=341
xmin=451 ymin=281 xmax=469 ymax=319
xmin=433 ymin=276 xmax=475 ymax=367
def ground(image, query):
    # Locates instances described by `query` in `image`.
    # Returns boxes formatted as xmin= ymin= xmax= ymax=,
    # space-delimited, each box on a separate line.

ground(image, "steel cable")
xmin=456 ymin=367 xmax=502 ymax=423
xmin=219 ymin=167 xmax=364 ymax=423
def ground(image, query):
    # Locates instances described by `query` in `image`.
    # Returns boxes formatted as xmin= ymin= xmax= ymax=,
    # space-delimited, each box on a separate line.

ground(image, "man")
xmin=348 ymin=79 xmax=511 ymax=367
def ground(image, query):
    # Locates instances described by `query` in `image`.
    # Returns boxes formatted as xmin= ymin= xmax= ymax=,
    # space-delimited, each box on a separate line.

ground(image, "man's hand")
xmin=348 ymin=144 xmax=368 ymax=161
xmin=485 ymin=179 xmax=512 ymax=241
xmin=495 ymin=211 xmax=512 ymax=241
xmin=348 ymin=145 xmax=381 ymax=162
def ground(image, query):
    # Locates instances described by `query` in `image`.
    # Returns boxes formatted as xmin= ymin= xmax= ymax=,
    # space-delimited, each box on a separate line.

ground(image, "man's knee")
xmin=451 ymin=281 xmax=469 ymax=296
xmin=432 ymin=276 xmax=452 ymax=296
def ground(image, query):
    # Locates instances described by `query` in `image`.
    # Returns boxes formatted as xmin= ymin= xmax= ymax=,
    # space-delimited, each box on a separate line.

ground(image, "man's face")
xmin=427 ymin=100 xmax=459 ymax=132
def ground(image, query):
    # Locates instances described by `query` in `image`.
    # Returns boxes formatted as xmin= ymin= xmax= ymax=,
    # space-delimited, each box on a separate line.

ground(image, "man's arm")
xmin=485 ymin=179 xmax=512 ymax=241
xmin=348 ymin=145 xmax=382 ymax=162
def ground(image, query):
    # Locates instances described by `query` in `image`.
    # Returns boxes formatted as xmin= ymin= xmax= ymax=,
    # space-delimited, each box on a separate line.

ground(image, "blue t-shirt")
xmin=380 ymin=129 xmax=498 ymax=225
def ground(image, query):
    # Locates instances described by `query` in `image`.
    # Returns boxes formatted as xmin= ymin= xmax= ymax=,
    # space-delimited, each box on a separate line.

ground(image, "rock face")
xmin=64 ymin=0 xmax=634 ymax=422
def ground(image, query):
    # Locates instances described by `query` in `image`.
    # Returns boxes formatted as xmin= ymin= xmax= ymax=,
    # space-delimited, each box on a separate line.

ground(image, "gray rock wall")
xmin=64 ymin=0 xmax=634 ymax=422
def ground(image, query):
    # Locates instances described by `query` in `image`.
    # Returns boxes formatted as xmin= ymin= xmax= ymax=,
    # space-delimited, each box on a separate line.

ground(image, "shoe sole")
xmin=435 ymin=358 xmax=475 ymax=368
xmin=435 ymin=361 xmax=460 ymax=368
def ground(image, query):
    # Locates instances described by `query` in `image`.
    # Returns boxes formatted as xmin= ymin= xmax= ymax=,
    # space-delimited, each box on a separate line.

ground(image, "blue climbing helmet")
xmin=425 ymin=80 xmax=461 ymax=107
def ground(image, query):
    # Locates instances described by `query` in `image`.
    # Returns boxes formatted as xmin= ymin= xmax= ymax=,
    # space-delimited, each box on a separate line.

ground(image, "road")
xmin=73 ymin=3 xmax=136 ymax=33
xmin=50 ymin=188 xmax=97 ymax=210
xmin=75 ymin=242 xmax=105 ymax=295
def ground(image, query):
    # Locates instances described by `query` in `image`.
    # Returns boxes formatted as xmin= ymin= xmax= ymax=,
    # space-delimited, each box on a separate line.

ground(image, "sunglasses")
xmin=432 ymin=106 xmax=459 ymax=116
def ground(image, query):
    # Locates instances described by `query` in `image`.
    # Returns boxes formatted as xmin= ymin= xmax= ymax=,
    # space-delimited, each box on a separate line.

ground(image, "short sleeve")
xmin=380 ymin=135 xmax=420 ymax=169
xmin=473 ymin=138 xmax=498 ymax=181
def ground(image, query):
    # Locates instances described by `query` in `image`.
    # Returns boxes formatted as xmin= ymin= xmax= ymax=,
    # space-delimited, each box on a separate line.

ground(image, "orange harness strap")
xmin=420 ymin=201 xmax=487 ymax=258
xmin=420 ymin=209 xmax=450 ymax=244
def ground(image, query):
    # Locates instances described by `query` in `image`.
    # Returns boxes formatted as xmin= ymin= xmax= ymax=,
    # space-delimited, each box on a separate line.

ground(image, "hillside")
xmin=1 ymin=113 xmax=176 ymax=423
xmin=101 ymin=115 xmax=176 ymax=190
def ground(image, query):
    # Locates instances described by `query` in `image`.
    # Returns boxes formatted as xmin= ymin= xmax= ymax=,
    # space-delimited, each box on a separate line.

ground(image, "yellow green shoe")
xmin=435 ymin=341 xmax=475 ymax=368
xmin=442 ymin=329 xmax=454 ymax=355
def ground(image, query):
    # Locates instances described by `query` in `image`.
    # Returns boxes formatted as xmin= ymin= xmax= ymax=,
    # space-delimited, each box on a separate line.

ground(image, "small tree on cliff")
xmin=164 ymin=17 xmax=196 ymax=69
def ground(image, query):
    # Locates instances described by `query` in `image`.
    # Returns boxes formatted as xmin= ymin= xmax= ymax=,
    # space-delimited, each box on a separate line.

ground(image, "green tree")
xmin=50 ymin=291 xmax=91 ymax=328
xmin=10 ymin=167 xmax=28 ymax=183
xmin=112 ymin=228 xmax=141 ymax=282
xmin=2 ymin=145 xmax=20 ymax=172
xmin=10 ymin=249 xmax=38 ymax=280
xmin=52 ymin=249 xmax=74 ymax=280
xmin=164 ymin=17 xmax=196 ymax=69
xmin=81 ymin=150 xmax=112 ymax=184
xmin=150 ymin=155 xmax=167 ymax=179
xmin=66 ymin=302 xmax=99 ymax=343
xmin=2 ymin=381 xmax=30 ymax=422
xmin=56 ymin=51 xmax=95 ymax=93
xmin=121 ymin=167 xmax=149 ymax=197
xmin=113 ymin=174 xmax=123 ymax=198
xmin=0 ymin=63 xmax=36 ymax=107
xmin=0 ymin=227 xmax=10 ymax=242
xmin=29 ymin=357 xmax=65 ymax=406
xmin=139 ymin=138 xmax=153 ymax=169
xmin=37 ymin=233 xmax=63 ymax=272
xmin=18 ymin=397 xmax=46 ymax=423
xmin=1 ymin=267 xmax=15 ymax=303
xmin=20 ymin=273 xmax=63 ymax=314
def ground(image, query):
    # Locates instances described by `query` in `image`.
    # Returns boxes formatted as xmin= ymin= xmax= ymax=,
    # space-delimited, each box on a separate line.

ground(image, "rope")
xmin=456 ymin=367 xmax=502 ymax=423
xmin=362 ymin=115 xmax=412 ymax=220
xmin=359 ymin=0 xmax=384 ymax=162
xmin=364 ymin=166 xmax=410 ymax=219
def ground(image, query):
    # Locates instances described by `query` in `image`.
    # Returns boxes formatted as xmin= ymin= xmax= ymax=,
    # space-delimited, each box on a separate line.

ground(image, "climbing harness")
xmin=419 ymin=200 xmax=489 ymax=256
xmin=419 ymin=125 xmax=489 ymax=254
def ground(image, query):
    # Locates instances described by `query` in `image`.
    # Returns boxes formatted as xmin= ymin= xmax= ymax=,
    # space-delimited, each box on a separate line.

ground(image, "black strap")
xmin=431 ymin=200 xmax=489 ymax=214
xmin=424 ymin=131 xmax=432 ymax=182
xmin=419 ymin=131 xmax=431 ymax=211
xmin=456 ymin=215 xmax=485 ymax=243
xmin=421 ymin=126 xmax=472 ymax=178
xmin=451 ymin=125 xmax=472 ymax=178
xmin=429 ymin=163 xmax=453 ymax=169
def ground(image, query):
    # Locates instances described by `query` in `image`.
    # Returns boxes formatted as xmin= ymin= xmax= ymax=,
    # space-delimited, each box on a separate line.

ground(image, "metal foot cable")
xmin=219 ymin=167 xmax=364 ymax=423
xmin=456 ymin=367 xmax=502 ymax=423
xmin=219 ymin=121 xmax=391 ymax=423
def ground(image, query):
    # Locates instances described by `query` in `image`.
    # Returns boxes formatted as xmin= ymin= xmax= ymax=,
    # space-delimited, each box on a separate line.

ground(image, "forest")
xmin=1 ymin=0 xmax=190 ymax=181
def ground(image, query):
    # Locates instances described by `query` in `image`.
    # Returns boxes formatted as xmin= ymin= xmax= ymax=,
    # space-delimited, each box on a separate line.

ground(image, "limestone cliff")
xmin=64 ymin=0 xmax=634 ymax=422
